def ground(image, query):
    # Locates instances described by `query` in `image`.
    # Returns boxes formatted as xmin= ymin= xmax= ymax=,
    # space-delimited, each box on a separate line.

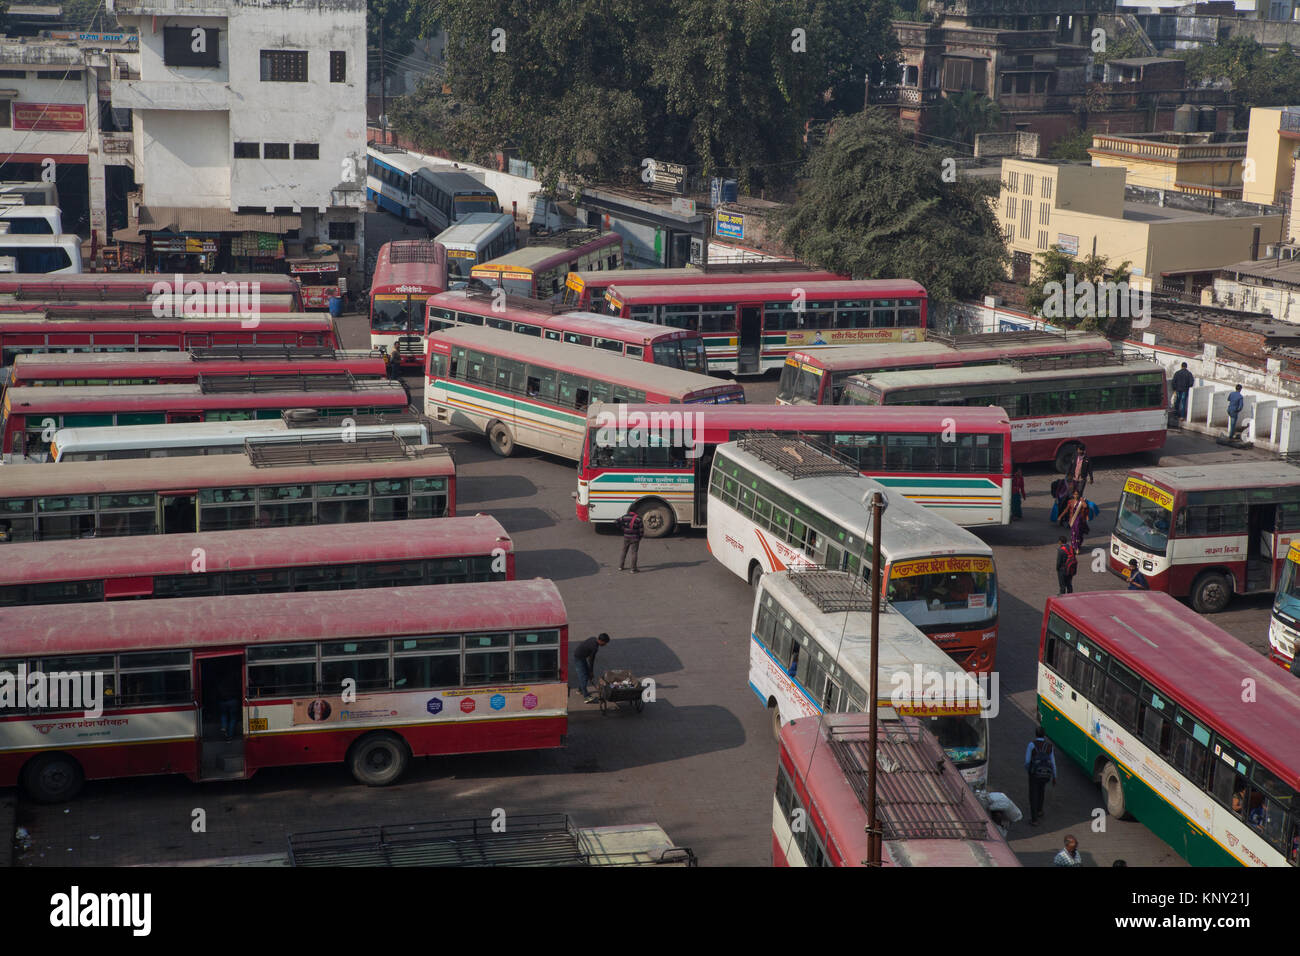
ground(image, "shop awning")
xmin=136 ymin=206 xmax=302 ymax=234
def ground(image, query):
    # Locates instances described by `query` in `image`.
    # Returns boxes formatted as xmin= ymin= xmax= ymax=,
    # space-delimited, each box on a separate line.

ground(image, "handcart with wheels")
xmin=597 ymin=669 xmax=645 ymax=716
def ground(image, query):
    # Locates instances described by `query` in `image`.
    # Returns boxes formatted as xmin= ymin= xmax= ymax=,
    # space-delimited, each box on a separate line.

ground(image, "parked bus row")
xmin=366 ymin=145 xmax=502 ymax=232
xmin=0 ymin=271 xmax=304 ymax=309
xmin=563 ymin=265 xmax=842 ymax=312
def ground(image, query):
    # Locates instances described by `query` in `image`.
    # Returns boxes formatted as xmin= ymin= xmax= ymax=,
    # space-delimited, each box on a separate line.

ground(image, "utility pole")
xmin=379 ymin=12 xmax=387 ymax=144
xmin=865 ymin=490 xmax=887 ymax=866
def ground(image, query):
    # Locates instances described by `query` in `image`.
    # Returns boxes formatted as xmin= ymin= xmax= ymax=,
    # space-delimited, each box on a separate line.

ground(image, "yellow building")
xmin=1242 ymin=107 xmax=1300 ymax=208
xmin=997 ymin=158 xmax=1284 ymax=297
xmin=1087 ymin=132 xmax=1245 ymax=199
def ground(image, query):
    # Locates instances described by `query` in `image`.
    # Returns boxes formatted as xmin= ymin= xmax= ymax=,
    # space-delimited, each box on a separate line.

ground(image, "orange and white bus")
xmin=469 ymin=230 xmax=623 ymax=299
xmin=368 ymin=240 xmax=447 ymax=370
xmin=776 ymin=331 xmax=1113 ymax=406
xmin=0 ymin=516 xmax=512 ymax=606
xmin=0 ymin=579 xmax=567 ymax=801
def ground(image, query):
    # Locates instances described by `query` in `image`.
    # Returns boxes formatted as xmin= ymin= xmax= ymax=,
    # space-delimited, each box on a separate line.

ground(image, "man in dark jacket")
xmin=573 ymin=633 xmax=610 ymax=703
xmin=617 ymin=508 xmax=644 ymax=572
xmin=1171 ymin=362 xmax=1194 ymax=420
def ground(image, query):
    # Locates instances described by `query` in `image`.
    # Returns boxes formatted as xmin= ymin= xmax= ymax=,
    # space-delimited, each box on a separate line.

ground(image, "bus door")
xmin=693 ymin=446 xmax=716 ymax=525
xmin=159 ymin=491 xmax=198 ymax=534
xmin=1249 ymin=503 xmax=1278 ymax=592
xmin=738 ymin=304 xmax=762 ymax=375
xmin=194 ymin=651 xmax=247 ymax=781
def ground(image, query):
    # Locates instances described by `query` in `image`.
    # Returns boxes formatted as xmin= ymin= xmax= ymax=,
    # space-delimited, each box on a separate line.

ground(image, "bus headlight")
xmin=1111 ymin=543 xmax=1119 ymax=555
xmin=1143 ymin=560 xmax=1153 ymax=571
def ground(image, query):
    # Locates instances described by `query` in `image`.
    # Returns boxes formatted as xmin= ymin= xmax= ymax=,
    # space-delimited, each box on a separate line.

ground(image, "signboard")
xmin=12 ymin=103 xmax=85 ymax=132
xmin=1057 ymin=233 xmax=1079 ymax=256
xmin=650 ymin=159 xmax=686 ymax=194
xmin=785 ymin=327 xmax=920 ymax=346
xmin=715 ymin=210 xmax=744 ymax=240
xmin=152 ymin=237 xmax=218 ymax=254
xmin=47 ymin=31 xmax=139 ymax=45
xmin=671 ymin=196 xmax=696 ymax=216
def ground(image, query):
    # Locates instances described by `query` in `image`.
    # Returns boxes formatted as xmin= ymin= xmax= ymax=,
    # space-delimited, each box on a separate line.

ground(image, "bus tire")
xmin=1100 ymin=760 xmax=1130 ymax=820
xmin=1191 ymin=572 xmax=1231 ymax=614
xmin=749 ymin=562 xmax=766 ymax=588
xmin=1054 ymin=442 xmax=1080 ymax=475
xmin=771 ymin=705 xmax=782 ymax=741
xmin=638 ymin=501 xmax=675 ymax=539
xmin=22 ymin=752 xmax=84 ymax=803
xmin=347 ymin=732 xmax=410 ymax=787
xmin=487 ymin=422 xmax=514 ymax=458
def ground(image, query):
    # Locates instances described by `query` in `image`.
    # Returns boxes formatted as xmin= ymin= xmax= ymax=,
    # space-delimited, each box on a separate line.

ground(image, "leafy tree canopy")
xmin=1093 ymin=30 xmax=1148 ymax=65
xmin=1048 ymin=128 xmax=1093 ymax=162
xmin=932 ymin=90 xmax=1001 ymax=149
xmin=1026 ymin=245 xmax=1135 ymax=337
xmin=777 ymin=109 xmax=1008 ymax=305
xmin=1173 ymin=36 xmax=1300 ymax=123
xmin=370 ymin=0 xmax=434 ymax=87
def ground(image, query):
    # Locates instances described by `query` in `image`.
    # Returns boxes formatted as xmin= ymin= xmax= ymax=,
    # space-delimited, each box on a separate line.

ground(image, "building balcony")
xmin=1090 ymin=135 xmax=1245 ymax=162
xmin=108 ymin=0 xmax=230 ymax=14
xmin=1282 ymin=109 xmax=1300 ymax=135
xmin=110 ymin=78 xmax=231 ymax=111
xmin=869 ymin=85 xmax=939 ymax=105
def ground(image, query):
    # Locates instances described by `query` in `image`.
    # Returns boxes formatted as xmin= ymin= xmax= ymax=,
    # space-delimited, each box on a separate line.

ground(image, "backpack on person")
xmin=1029 ymin=740 xmax=1054 ymax=781
xmin=1062 ymin=547 xmax=1078 ymax=577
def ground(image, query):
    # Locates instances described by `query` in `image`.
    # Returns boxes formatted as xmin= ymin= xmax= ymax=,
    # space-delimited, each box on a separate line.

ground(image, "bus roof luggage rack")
xmin=735 ymin=432 xmax=858 ymax=479
xmin=788 ymin=569 xmax=874 ymax=613
xmin=279 ymin=408 xmax=426 ymax=428
xmin=199 ymin=372 xmax=359 ymax=392
xmin=461 ymin=287 xmax=576 ymax=314
xmin=528 ymin=227 xmax=600 ymax=248
xmin=1001 ymin=350 xmax=1146 ymax=373
xmin=926 ymin=329 xmax=1066 ymax=348
xmin=189 ymin=345 xmax=345 ymax=361
xmin=244 ymin=433 xmax=439 ymax=467
xmin=827 ymin=720 xmax=991 ymax=842
xmin=389 ymin=240 xmax=442 ymax=264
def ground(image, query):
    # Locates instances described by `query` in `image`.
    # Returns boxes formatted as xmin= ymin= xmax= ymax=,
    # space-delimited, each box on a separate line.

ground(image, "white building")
xmin=106 ymin=0 xmax=366 ymax=273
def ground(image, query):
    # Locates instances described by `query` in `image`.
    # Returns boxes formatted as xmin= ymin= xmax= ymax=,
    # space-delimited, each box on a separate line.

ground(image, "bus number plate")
xmin=247 ymin=717 xmax=268 ymax=732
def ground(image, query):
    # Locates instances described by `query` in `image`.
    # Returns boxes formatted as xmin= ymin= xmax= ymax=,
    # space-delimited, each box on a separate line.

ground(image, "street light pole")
xmin=865 ymin=489 xmax=885 ymax=866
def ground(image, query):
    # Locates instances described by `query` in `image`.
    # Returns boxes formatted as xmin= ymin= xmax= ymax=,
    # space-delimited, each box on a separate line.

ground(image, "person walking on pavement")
xmin=1025 ymin=725 xmax=1057 ymax=826
xmin=572 ymin=633 xmax=610 ymax=703
xmin=1054 ymin=834 xmax=1082 ymax=866
xmin=1227 ymin=384 xmax=1245 ymax=440
xmin=1056 ymin=536 xmax=1077 ymax=595
xmin=1127 ymin=558 xmax=1150 ymax=591
xmin=617 ymin=507 xmax=644 ymax=572
xmin=1068 ymin=444 xmax=1093 ymax=497
xmin=1011 ymin=468 xmax=1026 ymax=521
xmin=1063 ymin=491 xmax=1089 ymax=553
xmin=1171 ymin=362 xmax=1194 ymax=421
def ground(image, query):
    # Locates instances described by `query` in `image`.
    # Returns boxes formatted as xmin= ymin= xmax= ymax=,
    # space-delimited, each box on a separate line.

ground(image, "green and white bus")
xmin=1039 ymin=589 xmax=1300 ymax=866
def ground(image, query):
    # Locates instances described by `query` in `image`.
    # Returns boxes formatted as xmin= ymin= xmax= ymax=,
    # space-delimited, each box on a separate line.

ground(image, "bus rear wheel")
xmin=1054 ymin=442 xmax=1080 ymax=475
xmin=23 ymin=752 xmax=84 ymax=803
xmin=1100 ymin=760 xmax=1130 ymax=819
xmin=487 ymin=422 xmax=514 ymax=458
xmin=1191 ymin=572 xmax=1231 ymax=614
xmin=348 ymin=732 xmax=410 ymax=787
xmin=638 ymin=501 xmax=675 ymax=539
xmin=771 ymin=706 xmax=782 ymax=741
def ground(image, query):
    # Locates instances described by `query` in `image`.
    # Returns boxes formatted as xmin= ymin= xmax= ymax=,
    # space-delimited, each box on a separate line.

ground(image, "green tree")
xmin=1173 ymin=36 xmax=1300 ymax=123
xmin=1093 ymin=30 xmax=1148 ymax=65
xmin=1048 ymin=128 xmax=1094 ymax=162
xmin=778 ymin=109 xmax=1008 ymax=305
xmin=1026 ymin=245 xmax=1135 ymax=337
xmin=369 ymin=0 xmax=433 ymax=89
xmin=933 ymin=90 xmax=1001 ymax=149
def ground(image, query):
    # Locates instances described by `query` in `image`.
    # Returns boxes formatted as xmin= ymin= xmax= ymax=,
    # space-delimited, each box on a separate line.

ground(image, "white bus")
xmin=0 ymin=182 xmax=59 ymax=206
xmin=51 ymin=413 xmax=432 ymax=461
xmin=413 ymin=167 xmax=501 ymax=234
xmin=0 ymin=205 xmax=62 ymax=235
xmin=435 ymin=213 xmax=518 ymax=287
xmin=707 ymin=435 xmax=999 ymax=673
xmin=752 ymin=570 xmax=990 ymax=787
xmin=0 ymin=234 xmax=82 ymax=274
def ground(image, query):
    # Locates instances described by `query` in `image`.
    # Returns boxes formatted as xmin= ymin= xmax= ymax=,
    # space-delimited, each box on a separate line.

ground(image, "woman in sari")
xmin=1064 ymin=492 xmax=1089 ymax=552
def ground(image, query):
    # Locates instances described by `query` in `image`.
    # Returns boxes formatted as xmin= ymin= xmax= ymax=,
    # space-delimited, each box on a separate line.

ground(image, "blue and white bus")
xmin=435 ymin=213 xmax=518 ymax=287
xmin=366 ymin=146 xmax=424 ymax=221
xmin=0 ymin=234 xmax=82 ymax=273
xmin=0 ymin=205 xmax=63 ymax=235
xmin=413 ymin=167 xmax=500 ymax=234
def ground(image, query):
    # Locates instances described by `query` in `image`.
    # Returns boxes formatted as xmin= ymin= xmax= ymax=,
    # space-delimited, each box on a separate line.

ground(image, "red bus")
xmin=0 ymin=313 xmax=340 ymax=366
xmin=426 ymin=289 xmax=708 ymax=373
xmin=774 ymin=713 xmax=1020 ymax=867
xmin=470 ymin=230 xmax=623 ymax=299
xmin=603 ymin=279 xmax=927 ymax=375
xmin=369 ymin=240 xmax=447 ymax=370
xmin=562 ymin=265 xmax=844 ymax=311
xmin=2 ymin=378 xmax=411 ymax=461
xmin=0 ymin=579 xmax=567 ymax=801
xmin=776 ymin=330 xmax=1114 ymax=406
xmin=0 ymin=272 xmax=303 ymax=308
xmin=0 ymin=295 xmax=298 ymax=315
xmin=579 ymin=403 xmax=1013 ymax=533
xmin=0 ymin=515 xmax=512 ymax=606
xmin=8 ymin=348 xmax=389 ymax=387
xmin=0 ymin=438 xmax=456 ymax=542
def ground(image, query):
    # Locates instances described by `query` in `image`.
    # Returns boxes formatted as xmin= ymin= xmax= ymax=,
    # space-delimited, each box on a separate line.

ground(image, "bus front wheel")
xmin=771 ymin=706 xmax=782 ymax=741
xmin=749 ymin=562 xmax=766 ymax=588
xmin=638 ymin=501 xmax=675 ymax=539
xmin=487 ymin=422 xmax=514 ymax=458
xmin=23 ymin=752 xmax=84 ymax=803
xmin=1191 ymin=572 xmax=1231 ymax=614
xmin=1054 ymin=442 xmax=1080 ymax=475
xmin=1100 ymin=760 xmax=1130 ymax=819
xmin=348 ymin=732 xmax=410 ymax=787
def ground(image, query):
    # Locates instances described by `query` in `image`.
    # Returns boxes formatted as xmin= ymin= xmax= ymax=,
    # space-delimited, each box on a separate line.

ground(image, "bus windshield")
xmin=778 ymin=363 xmax=822 ymax=404
xmin=446 ymin=255 xmax=474 ymax=281
xmin=652 ymin=338 xmax=707 ymax=374
xmin=1276 ymin=555 xmax=1300 ymax=616
xmin=886 ymin=563 xmax=997 ymax=628
xmin=373 ymin=296 xmax=417 ymax=332
xmin=1116 ymin=488 xmax=1171 ymax=554
xmin=924 ymin=714 xmax=987 ymax=768
xmin=454 ymin=195 xmax=497 ymax=218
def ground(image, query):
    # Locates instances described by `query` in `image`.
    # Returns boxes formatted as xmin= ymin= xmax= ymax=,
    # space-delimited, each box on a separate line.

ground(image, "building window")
xmin=329 ymin=221 xmax=357 ymax=240
xmin=260 ymin=50 xmax=308 ymax=82
xmin=39 ymin=70 xmax=82 ymax=81
xmin=1023 ymin=173 xmax=1034 ymax=195
xmin=234 ymin=142 xmax=259 ymax=159
xmin=330 ymin=51 xmax=346 ymax=83
xmin=1042 ymin=178 xmax=1052 ymax=199
xmin=1037 ymin=230 xmax=1048 ymax=250
xmin=1004 ymin=226 xmax=1014 ymax=243
xmin=1020 ymin=202 xmax=1031 ymax=240
xmin=263 ymin=143 xmax=290 ymax=160
xmin=293 ymin=143 xmax=320 ymax=160
xmin=1039 ymin=202 xmax=1049 ymax=226
xmin=0 ymin=70 xmax=25 ymax=79
xmin=163 ymin=26 xmax=220 ymax=67
xmin=1008 ymin=170 xmax=1019 ymax=192
xmin=1008 ymin=196 xmax=1017 ymax=221
xmin=0 ymin=101 xmax=9 ymax=129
